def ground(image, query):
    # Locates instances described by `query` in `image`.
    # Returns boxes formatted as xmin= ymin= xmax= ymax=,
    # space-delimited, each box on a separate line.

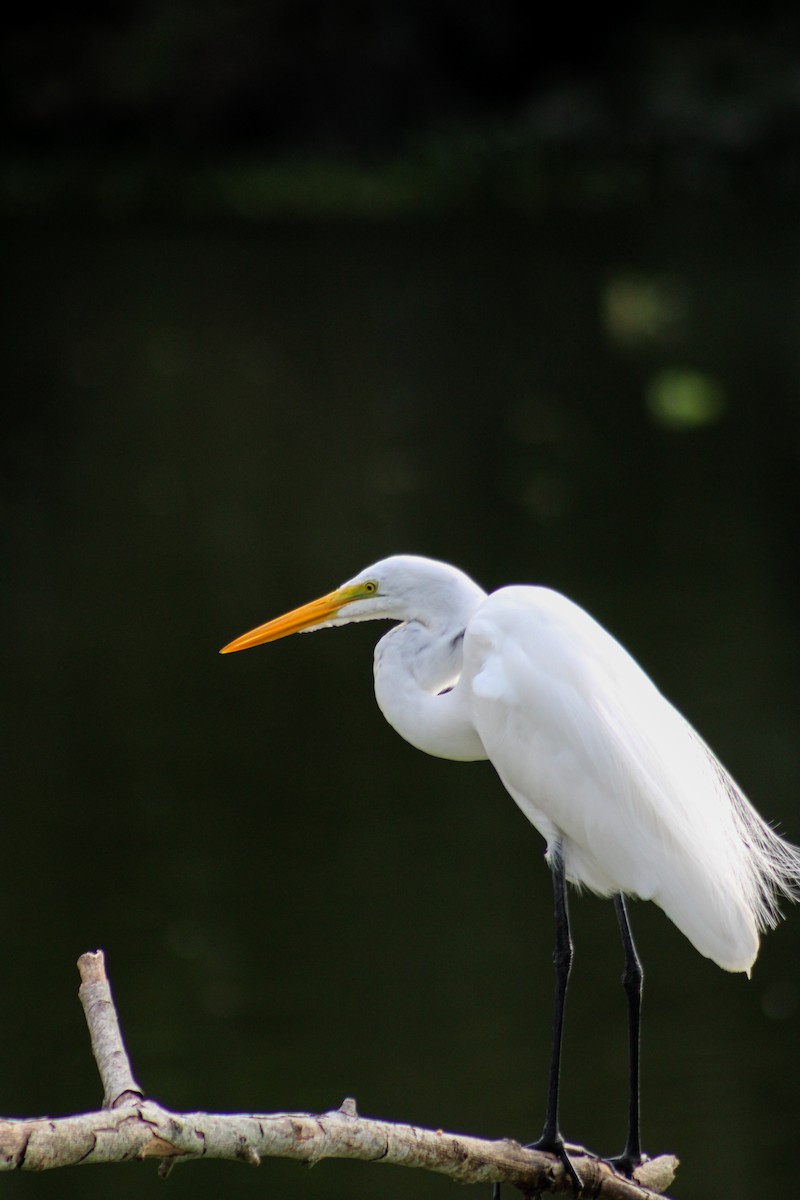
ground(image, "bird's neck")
xmin=372 ymin=620 xmax=487 ymax=762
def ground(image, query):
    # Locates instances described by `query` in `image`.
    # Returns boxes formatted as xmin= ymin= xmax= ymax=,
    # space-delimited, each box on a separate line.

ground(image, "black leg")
xmin=531 ymin=842 xmax=582 ymax=1193
xmin=607 ymin=893 xmax=644 ymax=1176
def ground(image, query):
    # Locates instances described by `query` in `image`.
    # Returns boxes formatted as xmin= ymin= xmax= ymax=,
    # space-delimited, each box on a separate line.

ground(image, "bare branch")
xmin=77 ymin=950 xmax=143 ymax=1108
xmin=0 ymin=952 xmax=679 ymax=1199
xmin=0 ymin=1102 xmax=678 ymax=1196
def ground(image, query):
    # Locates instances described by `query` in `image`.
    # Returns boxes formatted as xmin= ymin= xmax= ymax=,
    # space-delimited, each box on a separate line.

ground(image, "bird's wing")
xmin=462 ymin=586 xmax=665 ymax=888
xmin=461 ymin=585 xmax=764 ymax=970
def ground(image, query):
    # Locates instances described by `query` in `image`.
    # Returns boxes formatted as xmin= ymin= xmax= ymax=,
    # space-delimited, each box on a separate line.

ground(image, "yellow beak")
xmin=219 ymin=584 xmax=361 ymax=654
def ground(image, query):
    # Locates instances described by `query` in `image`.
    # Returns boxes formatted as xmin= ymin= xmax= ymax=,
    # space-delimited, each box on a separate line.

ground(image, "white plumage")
xmin=320 ymin=554 xmax=800 ymax=976
xmin=221 ymin=553 xmax=800 ymax=1178
xmin=462 ymin=584 xmax=790 ymax=973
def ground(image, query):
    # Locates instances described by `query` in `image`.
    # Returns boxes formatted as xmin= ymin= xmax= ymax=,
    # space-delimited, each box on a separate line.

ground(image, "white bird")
xmin=221 ymin=554 xmax=800 ymax=1188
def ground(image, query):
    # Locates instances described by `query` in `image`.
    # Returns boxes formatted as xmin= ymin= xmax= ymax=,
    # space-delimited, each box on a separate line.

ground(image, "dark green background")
xmin=3 ymin=8 xmax=800 ymax=1200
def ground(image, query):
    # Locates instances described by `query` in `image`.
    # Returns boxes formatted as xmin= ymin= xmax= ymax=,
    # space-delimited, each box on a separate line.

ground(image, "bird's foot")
xmin=605 ymin=1148 xmax=648 ymax=1178
xmin=529 ymin=1133 xmax=583 ymax=1195
xmin=492 ymin=1137 xmax=587 ymax=1200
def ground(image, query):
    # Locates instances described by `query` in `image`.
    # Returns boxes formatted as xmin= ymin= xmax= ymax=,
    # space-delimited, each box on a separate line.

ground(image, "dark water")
xmin=3 ymin=207 xmax=800 ymax=1199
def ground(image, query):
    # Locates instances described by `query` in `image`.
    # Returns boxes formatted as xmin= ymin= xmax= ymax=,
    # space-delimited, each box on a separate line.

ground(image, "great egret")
xmin=220 ymin=554 xmax=800 ymax=1187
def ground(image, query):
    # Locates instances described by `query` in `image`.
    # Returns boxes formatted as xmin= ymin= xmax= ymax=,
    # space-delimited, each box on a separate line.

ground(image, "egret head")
xmin=219 ymin=555 xmax=484 ymax=653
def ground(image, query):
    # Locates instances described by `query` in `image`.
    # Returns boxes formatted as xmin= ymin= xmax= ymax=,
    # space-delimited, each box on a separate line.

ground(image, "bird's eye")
xmin=363 ymin=580 xmax=378 ymax=595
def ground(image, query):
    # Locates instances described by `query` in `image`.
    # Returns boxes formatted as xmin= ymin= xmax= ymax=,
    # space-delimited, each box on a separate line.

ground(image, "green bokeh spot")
xmin=646 ymin=368 xmax=726 ymax=430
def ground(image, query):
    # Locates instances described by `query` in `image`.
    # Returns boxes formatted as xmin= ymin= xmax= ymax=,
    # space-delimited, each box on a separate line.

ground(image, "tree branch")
xmin=0 ymin=951 xmax=678 ymax=1199
xmin=77 ymin=951 xmax=143 ymax=1108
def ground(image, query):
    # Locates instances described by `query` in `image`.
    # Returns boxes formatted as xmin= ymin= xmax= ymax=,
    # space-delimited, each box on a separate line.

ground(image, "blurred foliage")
xmin=3 ymin=5 xmax=800 ymax=217
xmin=3 ymin=2 xmax=620 ymax=154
